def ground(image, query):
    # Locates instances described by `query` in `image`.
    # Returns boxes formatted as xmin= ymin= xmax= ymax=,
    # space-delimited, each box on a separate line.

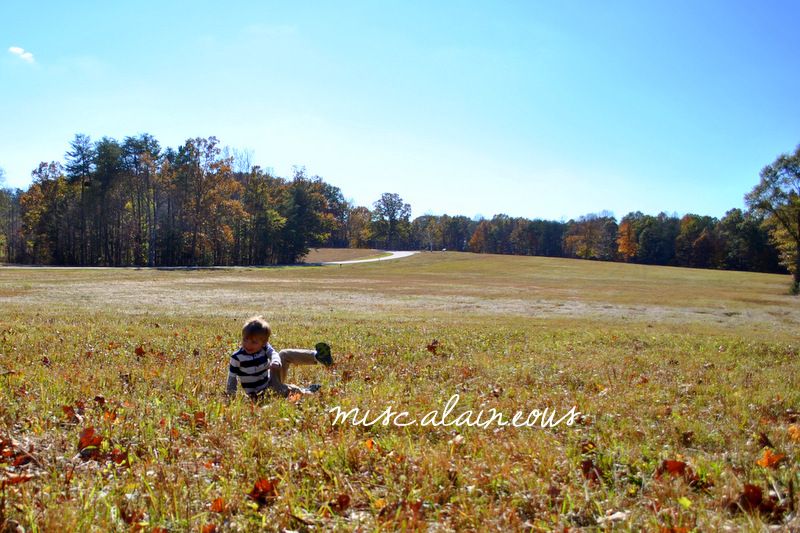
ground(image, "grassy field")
xmin=301 ymin=248 xmax=389 ymax=263
xmin=0 ymin=252 xmax=798 ymax=531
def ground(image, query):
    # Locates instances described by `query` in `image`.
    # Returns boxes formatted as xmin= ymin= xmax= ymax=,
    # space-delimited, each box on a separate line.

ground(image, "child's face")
xmin=242 ymin=334 xmax=268 ymax=354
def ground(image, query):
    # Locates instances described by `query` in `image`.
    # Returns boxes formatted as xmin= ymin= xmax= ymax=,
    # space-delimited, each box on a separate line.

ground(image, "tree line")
xmin=1 ymin=135 xmax=798 ymax=290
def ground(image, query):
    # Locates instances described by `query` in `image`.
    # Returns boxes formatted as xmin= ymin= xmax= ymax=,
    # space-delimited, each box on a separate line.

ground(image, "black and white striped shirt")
xmin=226 ymin=343 xmax=280 ymax=397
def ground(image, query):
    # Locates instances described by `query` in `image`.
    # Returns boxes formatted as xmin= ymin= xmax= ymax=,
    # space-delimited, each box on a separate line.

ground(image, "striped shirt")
xmin=226 ymin=343 xmax=280 ymax=397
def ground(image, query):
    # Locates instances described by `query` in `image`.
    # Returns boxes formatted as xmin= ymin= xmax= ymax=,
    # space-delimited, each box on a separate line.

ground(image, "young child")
xmin=225 ymin=315 xmax=333 ymax=399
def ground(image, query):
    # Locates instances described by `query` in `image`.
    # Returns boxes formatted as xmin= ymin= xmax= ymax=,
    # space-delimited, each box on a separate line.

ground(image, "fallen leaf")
xmin=110 ymin=448 xmax=129 ymax=466
xmin=727 ymin=482 xmax=788 ymax=520
xmin=755 ymin=448 xmax=785 ymax=468
xmin=78 ymin=427 xmax=105 ymax=460
xmin=3 ymin=475 xmax=34 ymax=485
xmin=210 ymin=497 xmax=227 ymax=513
xmin=581 ymin=458 xmax=602 ymax=482
xmin=656 ymin=460 xmax=688 ymax=477
xmin=330 ymin=493 xmax=350 ymax=514
xmin=248 ymin=478 xmax=278 ymax=506
xmin=426 ymin=339 xmax=439 ymax=355
xmin=287 ymin=391 xmax=302 ymax=403
xmin=78 ymin=427 xmax=103 ymax=451
xmin=788 ymin=424 xmax=800 ymax=442
xmin=580 ymin=440 xmax=597 ymax=455
xmin=119 ymin=507 xmax=144 ymax=525
xmin=134 ymin=346 xmax=146 ymax=357
xmin=655 ymin=460 xmax=712 ymax=489
xmin=62 ymin=405 xmax=82 ymax=424
xmin=739 ymin=484 xmax=762 ymax=511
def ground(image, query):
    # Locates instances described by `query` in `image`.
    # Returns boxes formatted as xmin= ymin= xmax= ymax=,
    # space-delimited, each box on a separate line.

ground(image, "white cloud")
xmin=8 ymin=45 xmax=35 ymax=63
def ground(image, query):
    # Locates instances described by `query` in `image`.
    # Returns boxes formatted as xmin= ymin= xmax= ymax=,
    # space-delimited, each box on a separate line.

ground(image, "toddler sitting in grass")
xmin=225 ymin=315 xmax=333 ymax=399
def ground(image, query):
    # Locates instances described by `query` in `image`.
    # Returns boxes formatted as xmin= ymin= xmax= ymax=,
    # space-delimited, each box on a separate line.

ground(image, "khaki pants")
xmin=268 ymin=348 xmax=318 ymax=395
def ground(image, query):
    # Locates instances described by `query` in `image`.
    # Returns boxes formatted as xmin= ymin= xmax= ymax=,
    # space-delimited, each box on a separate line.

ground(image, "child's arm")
xmin=225 ymin=356 xmax=240 ymax=397
xmin=267 ymin=343 xmax=281 ymax=370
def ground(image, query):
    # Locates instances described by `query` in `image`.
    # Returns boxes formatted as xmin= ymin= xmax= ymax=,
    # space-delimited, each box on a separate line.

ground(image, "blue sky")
xmin=1 ymin=1 xmax=798 ymax=220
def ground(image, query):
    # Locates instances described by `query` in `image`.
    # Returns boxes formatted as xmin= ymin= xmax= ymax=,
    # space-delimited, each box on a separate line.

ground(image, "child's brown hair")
xmin=242 ymin=315 xmax=271 ymax=341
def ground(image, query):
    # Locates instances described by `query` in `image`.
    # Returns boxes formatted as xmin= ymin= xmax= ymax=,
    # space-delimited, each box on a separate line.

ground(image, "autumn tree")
xmin=20 ymin=162 xmax=72 ymax=264
xmin=372 ymin=193 xmax=411 ymax=249
xmin=318 ymin=181 xmax=350 ymax=248
xmin=636 ymin=213 xmax=680 ymax=265
xmin=746 ymin=145 xmax=800 ymax=293
xmin=411 ymin=215 xmax=441 ymax=250
xmin=172 ymin=137 xmax=242 ymax=264
xmin=617 ymin=218 xmax=638 ymax=261
xmin=674 ymin=214 xmax=720 ymax=268
xmin=346 ymin=206 xmax=373 ymax=248
xmin=563 ymin=213 xmax=618 ymax=260
xmin=468 ymin=220 xmax=490 ymax=253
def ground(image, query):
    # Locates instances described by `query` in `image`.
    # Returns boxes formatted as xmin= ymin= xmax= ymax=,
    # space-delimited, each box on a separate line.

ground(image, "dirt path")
xmin=320 ymin=251 xmax=418 ymax=265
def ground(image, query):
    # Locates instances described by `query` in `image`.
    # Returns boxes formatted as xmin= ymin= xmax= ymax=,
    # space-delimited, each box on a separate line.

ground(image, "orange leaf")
xmin=62 ymin=405 xmax=80 ymax=423
xmin=248 ymin=478 xmax=278 ymax=506
xmin=3 ymin=474 xmax=33 ymax=485
xmin=788 ymin=424 xmax=800 ymax=442
xmin=78 ymin=427 xmax=103 ymax=451
xmin=287 ymin=391 xmax=302 ymax=403
xmin=756 ymin=448 xmax=785 ymax=468
xmin=201 ymin=524 xmax=217 ymax=533
xmin=210 ymin=497 xmax=227 ymax=513
xmin=656 ymin=460 xmax=688 ymax=477
xmin=110 ymin=448 xmax=129 ymax=466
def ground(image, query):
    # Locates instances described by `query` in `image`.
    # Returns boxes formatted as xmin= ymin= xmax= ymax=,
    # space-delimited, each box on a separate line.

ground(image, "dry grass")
xmin=0 ymin=253 xmax=798 ymax=531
